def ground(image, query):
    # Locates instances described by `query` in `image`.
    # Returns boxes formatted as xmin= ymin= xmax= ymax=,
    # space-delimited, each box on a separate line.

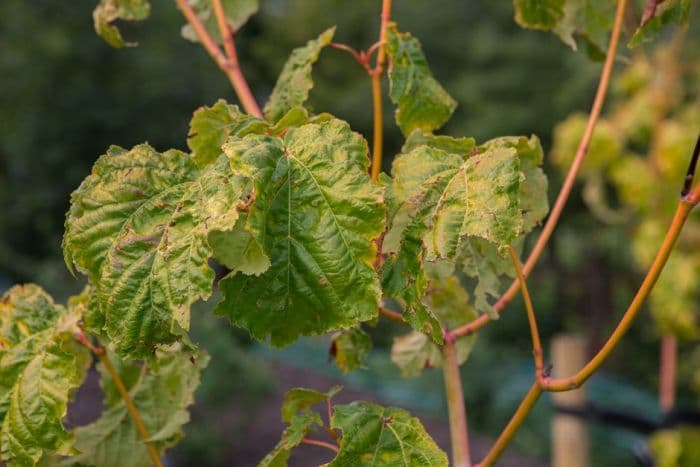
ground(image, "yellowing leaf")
xmin=93 ymin=0 xmax=150 ymax=48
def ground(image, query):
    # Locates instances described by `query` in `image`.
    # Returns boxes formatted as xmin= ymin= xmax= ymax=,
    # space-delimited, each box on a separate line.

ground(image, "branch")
xmin=379 ymin=305 xmax=405 ymax=324
xmin=370 ymin=0 xmax=392 ymax=181
xmin=659 ymin=335 xmax=677 ymax=411
xmin=508 ymin=246 xmax=544 ymax=380
xmin=477 ymin=383 xmax=543 ymax=467
xmin=176 ymin=0 xmax=262 ymax=117
xmin=301 ymin=437 xmax=339 ymax=453
xmin=542 ymin=187 xmax=699 ymax=392
xmin=442 ymin=339 xmax=471 ymax=467
xmin=75 ymin=332 xmax=163 ymax=467
xmin=447 ymin=0 xmax=629 ymax=340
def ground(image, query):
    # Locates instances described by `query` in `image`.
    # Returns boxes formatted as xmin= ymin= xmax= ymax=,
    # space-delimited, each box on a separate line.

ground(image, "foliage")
xmin=1 ymin=0 xmax=697 ymax=465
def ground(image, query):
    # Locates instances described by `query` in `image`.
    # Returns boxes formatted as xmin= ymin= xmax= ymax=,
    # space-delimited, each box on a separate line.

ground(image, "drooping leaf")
xmin=263 ymin=28 xmax=336 ymax=123
xmin=386 ymin=25 xmax=457 ymax=136
xmin=330 ymin=328 xmax=372 ymax=373
xmin=187 ymin=100 xmax=268 ymax=167
xmin=63 ymin=144 xmax=246 ymax=358
xmin=0 ymin=285 xmax=90 ymax=466
xmin=92 ymin=0 xmax=150 ymax=48
xmin=513 ymin=0 xmax=565 ymax=30
xmin=391 ymin=276 xmax=476 ymax=377
xmin=65 ymin=346 xmax=208 ymax=467
xmin=629 ymin=0 xmax=692 ymax=48
xmin=215 ymin=119 xmax=385 ymax=347
xmin=181 ymin=0 xmax=258 ymax=44
xmin=386 ymin=134 xmax=548 ymax=317
xmin=327 ymin=401 xmax=448 ymax=466
xmin=553 ymin=0 xmax=615 ymax=56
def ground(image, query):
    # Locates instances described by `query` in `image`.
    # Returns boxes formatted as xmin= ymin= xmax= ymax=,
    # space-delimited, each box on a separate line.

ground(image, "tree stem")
xmin=478 ymin=383 xmax=543 ymax=467
xmin=447 ymin=0 xmax=628 ymax=340
xmin=442 ymin=339 xmax=471 ymax=467
xmin=370 ymin=0 xmax=392 ymax=181
xmin=176 ymin=0 xmax=262 ymax=117
xmin=659 ymin=334 xmax=677 ymax=411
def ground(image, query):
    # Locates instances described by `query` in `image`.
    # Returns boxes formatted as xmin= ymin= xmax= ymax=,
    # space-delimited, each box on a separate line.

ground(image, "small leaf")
xmin=93 ymin=0 xmax=150 ymax=48
xmin=391 ymin=276 xmax=476 ymax=377
xmin=386 ymin=25 xmax=457 ymax=136
xmin=328 ymin=401 xmax=448 ymax=466
xmin=330 ymin=328 xmax=372 ymax=373
xmin=209 ymin=215 xmax=271 ymax=276
xmin=553 ymin=0 xmax=615 ymax=56
xmin=263 ymin=28 xmax=336 ymax=123
xmin=629 ymin=0 xmax=692 ymax=48
xmin=65 ymin=346 xmax=208 ymax=467
xmin=187 ymin=99 xmax=268 ymax=167
xmin=215 ymin=119 xmax=385 ymax=347
xmin=282 ymin=386 xmax=341 ymax=423
xmin=0 ymin=285 xmax=90 ymax=466
xmin=181 ymin=0 xmax=258 ymax=44
xmin=63 ymin=144 xmax=246 ymax=358
xmin=513 ymin=0 xmax=565 ymax=30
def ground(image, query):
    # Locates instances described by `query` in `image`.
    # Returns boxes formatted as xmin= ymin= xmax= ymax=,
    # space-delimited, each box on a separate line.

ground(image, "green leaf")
xmin=209 ymin=215 xmax=271 ymax=276
xmin=386 ymin=25 xmax=457 ymax=136
xmin=650 ymin=427 xmax=700 ymax=467
xmin=391 ymin=276 xmax=476 ymax=377
xmin=513 ymin=0 xmax=565 ymax=30
xmin=263 ymin=28 xmax=336 ymax=123
xmin=92 ymin=0 xmax=150 ymax=48
xmin=181 ymin=0 xmax=258 ymax=43
xmin=65 ymin=346 xmax=208 ymax=467
xmin=187 ymin=99 xmax=268 ymax=167
xmin=282 ymin=386 xmax=341 ymax=423
xmin=553 ymin=0 xmax=615 ymax=55
xmin=259 ymin=412 xmax=324 ymax=467
xmin=629 ymin=0 xmax=692 ymax=48
xmin=330 ymin=328 xmax=372 ymax=373
xmin=328 ymin=401 xmax=448 ymax=466
xmin=63 ymin=144 xmax=246 ymax=358
xmin=0 ymin=285 xmax=90 ymax=466
xmin=260 ymin=386 xmax=340 ymax=467
xmin=215 ymin=119 xmax=385 ymax=347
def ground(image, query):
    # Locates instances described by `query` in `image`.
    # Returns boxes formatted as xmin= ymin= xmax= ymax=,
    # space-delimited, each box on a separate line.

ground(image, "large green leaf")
xmin=181 ymin=0 xmax=258 ymax=43
xmin=63 ymin=144 xmax=245 ymax=358
xmin=263 ymin=28 xmax=336 ymax=123
xmin=513 ymin=0 xmax=565 ymax=30
xmin=187 ymin=99 xmax=269 ymax=167
xmin=386 ymin=26 xmax=457 ymax=136
xmin=65 ymin=345 xmax=207 ymax=467
xmin=93 ymin=0 xmax=150 ymax=48
xmin=328 ymin=401 xmax=448 ymax=466
xmin=0 ymin=285 xmax=90 ymax=466
xmin=215 ymin=119 xmax=385 ymax=347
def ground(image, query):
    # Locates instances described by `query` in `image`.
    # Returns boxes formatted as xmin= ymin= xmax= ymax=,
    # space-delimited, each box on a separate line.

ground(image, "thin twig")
xmin=75 ymin=332 xmax=163 ymax=467
xmin=301 ymin=438 xmax=340 ymax=453
xmin=681 ymin=133 xmax=700 ymax=196
xmin=659 ymin=335 xmax=677 ymax=411
xmin=442 ymin=339 xmax=471 ymax=467
xmin=508 ymin=246 xmax=544 ymax=380
xmin=477 ymin=383 xmax=543 ymax=467
xmin=542 ymin=186 xmax=699 ymax=392
xmin=378 ymin=305 xmax=405 ymax=324
xmin=370 ymin=0 xmax=392 ymax=181
xmin=176 ymin=0 xmax=262 ymax=117
xmin=448 ymin=0 xmax=629 ymax=340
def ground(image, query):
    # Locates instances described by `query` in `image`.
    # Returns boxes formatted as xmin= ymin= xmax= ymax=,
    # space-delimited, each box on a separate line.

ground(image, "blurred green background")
xmin=1 ymin=1 xmax=698 ymax=466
